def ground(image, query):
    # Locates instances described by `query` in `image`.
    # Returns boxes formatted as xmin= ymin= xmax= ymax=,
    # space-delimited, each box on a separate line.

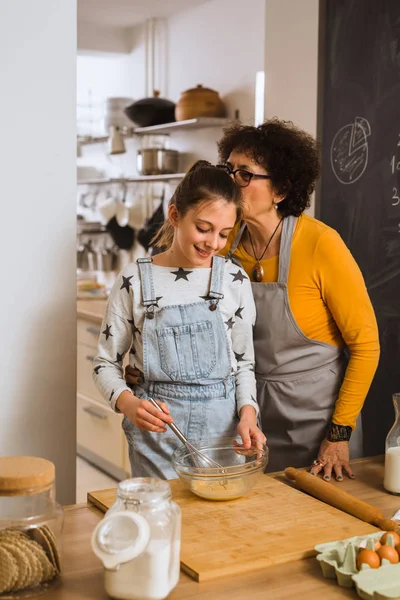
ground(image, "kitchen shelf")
xmin=79 ymin=136 xmax=109 ymax=145
xmin=77 ymin=173 xmax=186 ymax=185
xmin=78 ymin=118 xmax=230 ymax=145
xmin=133 ymin=117 xmax=230 ymax=134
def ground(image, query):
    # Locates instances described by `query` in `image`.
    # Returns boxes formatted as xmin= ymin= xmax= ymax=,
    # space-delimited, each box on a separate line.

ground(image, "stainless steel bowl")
xmin=172 ymin=437 xmax=269 ymax=501
xmin=136 ymin=148 xmax=179 ymax=175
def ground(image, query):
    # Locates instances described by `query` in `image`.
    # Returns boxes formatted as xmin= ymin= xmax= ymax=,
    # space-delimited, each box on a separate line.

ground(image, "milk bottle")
xmin=384 ymin=393 xmax=400 ymax=495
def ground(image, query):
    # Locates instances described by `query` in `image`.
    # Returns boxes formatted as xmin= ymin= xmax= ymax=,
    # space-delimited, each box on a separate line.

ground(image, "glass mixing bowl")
xmin=171 ymin=437 xmax=268 ymax=501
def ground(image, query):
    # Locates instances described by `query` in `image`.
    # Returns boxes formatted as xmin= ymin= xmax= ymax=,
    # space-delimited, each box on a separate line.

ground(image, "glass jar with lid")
xmin=0 ymin=456 xmax=63 ymax=598
xmin=92 ymin=478 xmax=181 ymax=600
xmin=384 ymin=393 xmax=400 ymax=495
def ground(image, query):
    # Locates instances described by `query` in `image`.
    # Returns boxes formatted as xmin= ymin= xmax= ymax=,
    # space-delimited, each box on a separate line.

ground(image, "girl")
xmin=93 ymin=161 xmax=265 ymax=479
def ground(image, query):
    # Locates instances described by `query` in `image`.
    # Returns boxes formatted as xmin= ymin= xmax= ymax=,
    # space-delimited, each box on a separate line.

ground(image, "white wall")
xmin=167 ymin=0 xmax=266 ymax=165
xmin=78 ymin=21 xmax=132 ymax=54
xmin=0 ymin=0 xmax=77 ymax=504
xmin=264 ymin=0 xmax=319 ymax=214
xmin=77 ymin=24 xmax=146 ymax=139
xmin=264 ymin=0 xmax=319 ymax=136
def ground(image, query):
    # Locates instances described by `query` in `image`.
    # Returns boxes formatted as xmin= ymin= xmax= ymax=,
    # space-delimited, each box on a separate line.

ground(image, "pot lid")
xmin=129 ymin=90 xmax=175 ymax=106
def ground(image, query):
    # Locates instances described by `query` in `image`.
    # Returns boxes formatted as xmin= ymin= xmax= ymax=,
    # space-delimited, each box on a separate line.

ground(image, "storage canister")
xmin=175 ymin=84 xmax=226 ymax=121
xmin=0 ymin=456 xmax=63 ymax=597
xmin=92 ymin=478 xmax=181 ymax=600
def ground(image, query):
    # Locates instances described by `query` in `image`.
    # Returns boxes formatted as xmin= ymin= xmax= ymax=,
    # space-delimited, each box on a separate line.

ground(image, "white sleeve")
xmin=93 ymin=268 xmax=135 ymax=412
xmin=231 ymin=276 xmax=259 ymax=416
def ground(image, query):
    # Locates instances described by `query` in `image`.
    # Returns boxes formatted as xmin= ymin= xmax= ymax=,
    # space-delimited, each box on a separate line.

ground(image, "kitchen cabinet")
xmin=77 ymin=302 xmax=130 ymax=479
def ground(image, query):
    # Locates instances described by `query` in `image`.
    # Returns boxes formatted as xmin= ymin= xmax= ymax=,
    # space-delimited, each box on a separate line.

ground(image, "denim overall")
xmin=228 ymin=216 xmax=362 ymax=471
xmin=122 ymin=255 xmax=238 ymax=479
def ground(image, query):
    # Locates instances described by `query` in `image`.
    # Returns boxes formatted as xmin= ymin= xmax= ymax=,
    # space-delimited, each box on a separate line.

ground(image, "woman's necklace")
xmin=247 ymin=218 xmax=284 ymax=282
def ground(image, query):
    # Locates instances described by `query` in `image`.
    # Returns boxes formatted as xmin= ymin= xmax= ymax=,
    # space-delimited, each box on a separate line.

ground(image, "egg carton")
xmin=315 ymin=532 xmax=400 ymax=599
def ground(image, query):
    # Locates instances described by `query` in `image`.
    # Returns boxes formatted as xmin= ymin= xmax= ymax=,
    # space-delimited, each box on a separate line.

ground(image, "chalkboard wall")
xmin=318 ymin=0 xmax=400 ymax=455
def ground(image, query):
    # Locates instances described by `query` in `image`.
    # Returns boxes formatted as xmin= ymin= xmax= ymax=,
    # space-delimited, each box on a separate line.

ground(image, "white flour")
xmin=384 ymin=447 xmax=400 ymax=494
xmin=104 ymin=539 xmax=180 ymax=600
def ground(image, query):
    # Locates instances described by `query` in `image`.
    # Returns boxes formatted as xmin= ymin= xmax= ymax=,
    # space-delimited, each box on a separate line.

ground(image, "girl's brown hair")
xmin=152 ymin=160 xmax=242 ymax=249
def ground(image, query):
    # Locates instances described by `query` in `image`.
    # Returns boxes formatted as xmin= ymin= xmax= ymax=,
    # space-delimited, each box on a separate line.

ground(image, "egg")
xmin=380 ymin=531 xmax=400 ymax=546
xmin=356 ymin=549 xmax=380 ymax=570
xmin=377 ymin=544 xmax=399 ymax=564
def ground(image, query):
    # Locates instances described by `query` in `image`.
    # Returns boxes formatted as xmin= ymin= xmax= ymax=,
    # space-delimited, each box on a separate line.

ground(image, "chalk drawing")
xmin=330 ymin=117 xmax=371 ymax=184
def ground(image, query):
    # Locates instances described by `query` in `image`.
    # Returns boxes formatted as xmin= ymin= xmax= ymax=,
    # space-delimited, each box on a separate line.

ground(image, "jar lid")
xmin=117 ymin=477 xmax=171 ymax=504
xmin=0 ymin=456 xmax=55 ymax=495
xmin=91 ymin=511 xmax=150 ymax=569
xmin=183 ymin=84 xmax=219 ymax=94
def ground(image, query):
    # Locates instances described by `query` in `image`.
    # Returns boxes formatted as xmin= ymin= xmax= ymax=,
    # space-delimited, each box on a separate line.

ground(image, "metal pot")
xmin=137 ymin=149 xmax=179 ymax=175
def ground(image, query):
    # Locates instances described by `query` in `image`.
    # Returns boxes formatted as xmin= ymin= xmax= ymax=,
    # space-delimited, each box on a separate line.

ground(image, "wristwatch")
xmin=327 ymin=422 xmax=352 ymax=442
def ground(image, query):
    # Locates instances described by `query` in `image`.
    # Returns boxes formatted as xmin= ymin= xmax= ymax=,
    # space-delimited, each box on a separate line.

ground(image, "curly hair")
xmin=217 ymin=118 xmax=320 ymax=217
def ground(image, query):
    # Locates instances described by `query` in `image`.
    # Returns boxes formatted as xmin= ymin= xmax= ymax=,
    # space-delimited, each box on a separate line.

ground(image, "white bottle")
xmin=384 ymin=447 xmax=400 ymax=494
xmin=91 ymin=478 xmax=181 ymax=600
xmin=383 ymin=393 xmax=400 ymax=495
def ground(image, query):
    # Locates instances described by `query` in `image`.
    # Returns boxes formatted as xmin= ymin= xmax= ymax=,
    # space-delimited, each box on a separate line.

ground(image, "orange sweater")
xmin=221 ymin=214 xmax=380 ymax=429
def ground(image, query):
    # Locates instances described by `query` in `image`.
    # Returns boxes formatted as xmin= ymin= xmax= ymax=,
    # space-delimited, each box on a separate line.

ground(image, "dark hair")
xmin=217 ymin=118 xmax=320 ymax=217
xmin=153 ymin=160 xmax=242 ymax=248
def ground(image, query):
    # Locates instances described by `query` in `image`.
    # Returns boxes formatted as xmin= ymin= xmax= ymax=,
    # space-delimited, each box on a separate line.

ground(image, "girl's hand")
xmin=125 ymin=365 xmax=144 ymax=388
xmin=116 ymin=391 xmax=173 ymax=433
xmin=237 ymin=405 xmax=266 ymax=450
xmin=309 ymin=439 xmax=355 ymax=481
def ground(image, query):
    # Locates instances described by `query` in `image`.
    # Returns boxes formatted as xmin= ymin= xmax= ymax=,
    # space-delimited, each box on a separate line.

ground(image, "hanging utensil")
xmin=147 ymin=397 xmax=224 ymax=470
xmin=116 ymin=183 xmax=130 ymax=227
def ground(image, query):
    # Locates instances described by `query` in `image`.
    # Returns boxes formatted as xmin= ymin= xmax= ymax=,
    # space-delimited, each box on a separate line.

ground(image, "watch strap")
xmin=327 ymin=422 xmax=352 ymax=442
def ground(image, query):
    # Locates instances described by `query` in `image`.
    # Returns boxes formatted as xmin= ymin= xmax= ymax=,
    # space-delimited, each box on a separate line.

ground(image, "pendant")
xmin=252 ymin=262 xmax=264 ymax=282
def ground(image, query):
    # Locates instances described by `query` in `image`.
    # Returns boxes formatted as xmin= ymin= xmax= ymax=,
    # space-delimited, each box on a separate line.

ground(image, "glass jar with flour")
xmin=384 ymin=393 xmax=400 ymax=495
xmin=91 ymin=478 xmax=181 ymax=600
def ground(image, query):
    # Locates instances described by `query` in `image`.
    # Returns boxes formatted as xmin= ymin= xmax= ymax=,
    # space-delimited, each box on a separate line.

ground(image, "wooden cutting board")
xmin=88 ymin=475 xmax=377 ymax=581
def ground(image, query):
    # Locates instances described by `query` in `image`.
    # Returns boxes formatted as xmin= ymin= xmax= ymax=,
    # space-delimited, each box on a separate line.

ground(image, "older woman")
xmin=126 ymin=118 xmax=380 ymax=481
xmin=215 ymin=118 xmax=380 ymax=480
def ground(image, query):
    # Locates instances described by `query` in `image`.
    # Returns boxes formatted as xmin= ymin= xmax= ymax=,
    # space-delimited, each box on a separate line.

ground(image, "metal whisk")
xmin=147 ymin=397 xmax=224 ymax=470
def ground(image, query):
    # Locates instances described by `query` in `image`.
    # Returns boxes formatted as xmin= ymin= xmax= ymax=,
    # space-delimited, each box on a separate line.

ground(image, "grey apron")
xmin=228 ymin=215 xmax=362 ymax=471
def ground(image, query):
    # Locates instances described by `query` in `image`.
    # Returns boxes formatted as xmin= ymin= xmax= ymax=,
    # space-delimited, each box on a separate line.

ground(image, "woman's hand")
xmin=125 ymin=365 xmax=144 ymax=388
xmin=310 ymin=439 xmax=355 ymax=481
xmin=116 ymin=391 xmax=173 ymax=433
xmin=237 ymin=405 xmax=266 ymax=450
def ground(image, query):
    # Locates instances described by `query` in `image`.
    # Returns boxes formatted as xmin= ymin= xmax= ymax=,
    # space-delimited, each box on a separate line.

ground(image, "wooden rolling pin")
xmin=285 ymin=467 xmax=399 ymax=531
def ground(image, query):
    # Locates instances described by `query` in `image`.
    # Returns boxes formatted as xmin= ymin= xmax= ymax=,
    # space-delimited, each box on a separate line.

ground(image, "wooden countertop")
xmin=54 ymin=455 xmax=400 ymax=599
xmin=77 ymin=299 xmax=107 ymax=324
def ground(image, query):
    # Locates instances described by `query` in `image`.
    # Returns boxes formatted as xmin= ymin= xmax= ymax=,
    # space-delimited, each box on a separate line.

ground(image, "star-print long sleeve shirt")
xmin=93 ymin=259 xmax=258 ymax=417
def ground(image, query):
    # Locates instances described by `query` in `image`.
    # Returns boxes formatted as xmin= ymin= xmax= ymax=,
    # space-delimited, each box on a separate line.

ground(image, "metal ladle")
xmin=147 ymin=397 xmax=224 ymax=470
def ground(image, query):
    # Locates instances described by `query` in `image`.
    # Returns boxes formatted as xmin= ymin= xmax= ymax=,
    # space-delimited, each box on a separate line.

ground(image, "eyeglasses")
xmin=216 ymin=164 xmax=272 ymax=187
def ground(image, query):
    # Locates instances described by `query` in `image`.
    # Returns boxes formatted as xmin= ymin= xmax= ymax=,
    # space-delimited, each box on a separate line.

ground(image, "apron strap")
xmin=136 ymin=258 xmax=157 ymax=307
xmin=226 ymin=216 xmax=298 ymax=284
xmin=226 ymin=222 xmax=246 ymax=259
xmin=208 ymin=255 xmax=225 ymax=299
xmin=277 ymin=215 xmax=297 ymax=284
